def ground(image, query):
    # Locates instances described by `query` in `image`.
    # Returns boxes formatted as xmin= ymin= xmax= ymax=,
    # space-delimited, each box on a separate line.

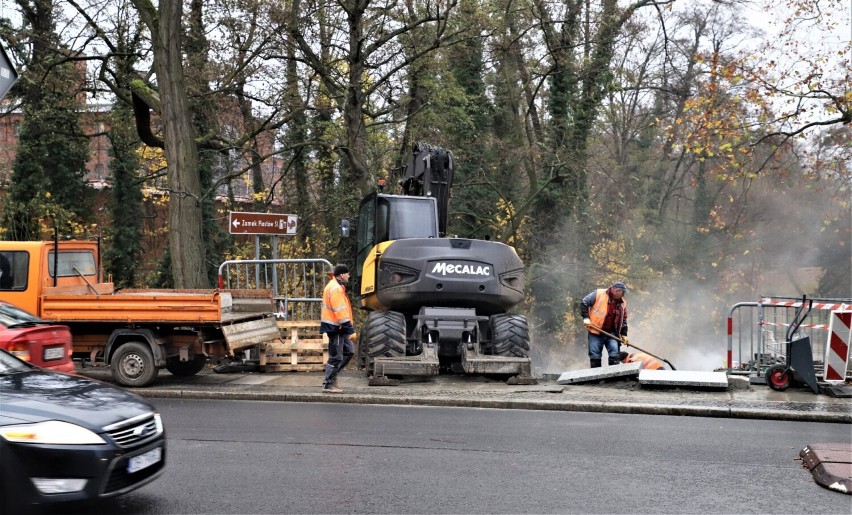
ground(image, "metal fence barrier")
xmin=217 ymin=258 xmax=333 ymax=321
xmin=727 ymin=296 xmax=852 ymax=377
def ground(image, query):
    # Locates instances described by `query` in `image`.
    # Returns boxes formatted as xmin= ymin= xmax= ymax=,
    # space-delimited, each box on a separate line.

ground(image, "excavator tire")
xmin=489 ymin=313 xmax=531 ymax=358
xmin=363 ymin=311 xmax=406 ymax=375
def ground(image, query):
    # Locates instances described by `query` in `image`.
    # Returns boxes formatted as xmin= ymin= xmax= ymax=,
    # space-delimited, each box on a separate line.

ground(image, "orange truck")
xmin=0 ymin=240 xmax=277 ymax=387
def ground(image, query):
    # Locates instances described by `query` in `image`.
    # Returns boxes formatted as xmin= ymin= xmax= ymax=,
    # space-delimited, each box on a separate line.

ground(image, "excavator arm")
xmin=399 ymin=142 xmax=455 ymax=237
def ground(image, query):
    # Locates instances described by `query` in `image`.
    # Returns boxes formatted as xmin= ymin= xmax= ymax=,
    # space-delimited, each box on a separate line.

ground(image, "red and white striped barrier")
xmin=759 ymin=320 xmax=830 ymax=331
xmin=760 ymin=298 xmax=851 ymax=311
xmin=824 ymin=311 xmax=851 ymax=383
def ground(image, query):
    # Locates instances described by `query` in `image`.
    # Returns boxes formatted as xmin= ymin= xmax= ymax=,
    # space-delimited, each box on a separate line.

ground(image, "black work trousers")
xmin=323 ymin=332 xmax=353 ymax=387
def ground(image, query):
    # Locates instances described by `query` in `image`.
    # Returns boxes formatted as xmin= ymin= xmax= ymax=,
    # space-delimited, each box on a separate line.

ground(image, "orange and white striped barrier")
xmin=824 ymin=311 xmax=851 ymax=383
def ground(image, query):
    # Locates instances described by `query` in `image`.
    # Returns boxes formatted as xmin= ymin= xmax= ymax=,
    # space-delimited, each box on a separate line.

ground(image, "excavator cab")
xmin=354 ymin=192 xmax=439 ymax=297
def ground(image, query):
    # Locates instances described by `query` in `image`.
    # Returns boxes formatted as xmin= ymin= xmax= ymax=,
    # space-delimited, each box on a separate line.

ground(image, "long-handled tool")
xmin=588 ymin=324 xmax=677 ymax=370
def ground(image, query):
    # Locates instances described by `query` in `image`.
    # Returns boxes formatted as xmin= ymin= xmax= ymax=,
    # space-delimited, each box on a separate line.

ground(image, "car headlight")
xmin=0 ymin=420 xmax=107 ymax=444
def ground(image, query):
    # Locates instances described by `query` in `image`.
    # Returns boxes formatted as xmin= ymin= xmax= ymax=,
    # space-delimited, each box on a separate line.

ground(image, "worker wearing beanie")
xmin=320 ymin=264 xmax=356 ymax=393
xmin=580 ymin=281 xmax=629 ymax=368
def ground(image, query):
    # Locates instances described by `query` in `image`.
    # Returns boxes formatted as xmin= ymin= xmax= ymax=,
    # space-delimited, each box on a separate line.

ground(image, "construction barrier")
xmin=216 ymin=258 xmax=335 ymax=374
xmin=217 ymin=258 xmax=333 ymax=321
xmin=726 ymin=296 xmax=852 ymax=376
xmin=824 ymin=311 xmax=851 ymax=383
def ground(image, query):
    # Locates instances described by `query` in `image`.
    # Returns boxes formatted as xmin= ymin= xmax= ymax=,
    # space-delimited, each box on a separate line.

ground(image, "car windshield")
xmin=0 ymin=348 xmax=34 ymax=373
xmin=0 ymin=302 xmax=42 ymax=328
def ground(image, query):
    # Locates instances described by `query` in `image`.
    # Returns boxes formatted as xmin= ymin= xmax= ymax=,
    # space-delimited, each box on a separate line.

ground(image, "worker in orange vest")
xmin=320 ymin=264 xmax=357 ymax=393
xmin=619 ymin=351 xmax=665 ymax=370
xmin=580 ymin=281 xmax=628 ymax=368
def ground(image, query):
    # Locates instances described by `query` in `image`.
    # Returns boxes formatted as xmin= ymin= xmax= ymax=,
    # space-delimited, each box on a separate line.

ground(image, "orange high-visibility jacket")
xmin=320 ymin=277 xmax=353 ymax=332
xmin=587 ymin=289 xmax=627 ymax=335
xmin=626 ymin=352 xmax=664 ymax=370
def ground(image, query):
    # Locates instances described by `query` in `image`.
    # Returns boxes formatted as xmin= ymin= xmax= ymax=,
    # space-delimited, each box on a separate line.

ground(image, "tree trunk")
xmin=343 ymin=1 xmax=370 ymax=195
xmin=133 ymin=0 xmax=207 ymax=288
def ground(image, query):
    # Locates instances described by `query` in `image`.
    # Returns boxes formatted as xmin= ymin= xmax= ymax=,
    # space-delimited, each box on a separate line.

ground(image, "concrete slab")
xmin=557 ymin=363 xmax=641 ymax=384
xmin=726 ymin=375 xmax=750 ymax=390
xmin=639 ymin=369 xmax=728 ymax=388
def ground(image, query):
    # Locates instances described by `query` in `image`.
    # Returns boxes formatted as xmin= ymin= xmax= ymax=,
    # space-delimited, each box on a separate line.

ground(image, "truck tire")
xmin=111 ymin=342 xmax=159 ymax=387
xmin=489 ymin=313 xmax=531 ymax=358
xmin=364 ymin=311 xmax=406 ymax=375
xmin=166 ymin=356 xmax=207 ymax=376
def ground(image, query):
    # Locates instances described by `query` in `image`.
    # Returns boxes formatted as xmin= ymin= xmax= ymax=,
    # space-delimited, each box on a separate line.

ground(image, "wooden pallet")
xmin=259 ymin=320 xmax=328 ymax=372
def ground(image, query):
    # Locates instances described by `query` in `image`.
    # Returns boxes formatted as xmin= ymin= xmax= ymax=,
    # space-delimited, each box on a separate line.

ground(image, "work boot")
xmin=590 ymin=359 xmax=602 ymax=368
xmin=608 ymin=357 xmax=621 ymax=366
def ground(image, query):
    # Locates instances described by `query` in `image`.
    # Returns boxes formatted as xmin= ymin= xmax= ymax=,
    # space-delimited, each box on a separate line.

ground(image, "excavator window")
xmin=356 ymin=195 xmax=377 ymax=281
xmin=383 ymin=197 xmax=438 ymax=240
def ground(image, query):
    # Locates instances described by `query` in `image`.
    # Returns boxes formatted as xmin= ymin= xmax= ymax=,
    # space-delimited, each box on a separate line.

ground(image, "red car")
xmin=0 ymin=301 xmax=75 ymax=374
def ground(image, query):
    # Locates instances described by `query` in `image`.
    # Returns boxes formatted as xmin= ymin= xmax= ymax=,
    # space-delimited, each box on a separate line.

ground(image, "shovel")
xmin=588 ymin=324 xmax=677 ymax=370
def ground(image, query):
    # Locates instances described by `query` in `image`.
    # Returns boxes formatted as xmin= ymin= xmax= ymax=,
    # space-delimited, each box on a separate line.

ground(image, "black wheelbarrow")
xmin=764 ymin=295 xmax=820 ymax=394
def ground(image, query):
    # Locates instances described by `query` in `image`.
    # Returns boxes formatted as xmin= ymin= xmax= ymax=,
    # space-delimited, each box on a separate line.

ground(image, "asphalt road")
xmin=43 ymin=399 xmax=851 ymax=514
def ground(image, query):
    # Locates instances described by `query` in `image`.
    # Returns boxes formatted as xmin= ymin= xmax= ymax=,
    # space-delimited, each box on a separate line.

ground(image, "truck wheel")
xmin=489 ymin=314 xmax=531 ymax=358
xmin=112 ymin=342 xmax=159 ymax=387
xmin=364 ymin=311 xmax=406 ymax=375
xmin=166 ymin=356 xmax=207 ymax=376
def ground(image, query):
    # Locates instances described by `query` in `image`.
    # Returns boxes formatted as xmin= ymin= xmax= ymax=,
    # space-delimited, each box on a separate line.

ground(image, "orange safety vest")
xmin=587 ymin=289 xmax=627 ymax=335
xmin=626 ymin=352 xmax=664 ymax=370
xmin=321 ymin=277 xmax=353 ymax=327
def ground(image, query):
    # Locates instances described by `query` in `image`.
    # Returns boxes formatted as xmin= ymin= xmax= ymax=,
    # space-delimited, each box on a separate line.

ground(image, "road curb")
xmin=135 ymin=388 xmax=852 ymax=423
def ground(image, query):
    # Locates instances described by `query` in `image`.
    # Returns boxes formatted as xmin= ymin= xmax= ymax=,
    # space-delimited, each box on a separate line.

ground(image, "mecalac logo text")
xmin=431 ymin=262 xmax=491 ymax=276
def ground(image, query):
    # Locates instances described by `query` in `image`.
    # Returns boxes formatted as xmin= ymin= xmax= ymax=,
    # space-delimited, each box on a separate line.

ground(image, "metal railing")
xmin=726 ymin=296 xmax=852 ymax=376
xmin=217 ymin=258 xmax=333 ymax=321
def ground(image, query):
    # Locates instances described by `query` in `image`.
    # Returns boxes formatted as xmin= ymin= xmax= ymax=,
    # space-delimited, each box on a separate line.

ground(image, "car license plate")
xmin=43 ymin=346 xmax=65 ymax=361
xmin=127 ymin=447 xmax=162 ymax=474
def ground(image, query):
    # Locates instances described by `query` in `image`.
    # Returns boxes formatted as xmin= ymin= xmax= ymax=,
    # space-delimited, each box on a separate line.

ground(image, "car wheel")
xmin=112 ymin=341 xmax=159 ymax=387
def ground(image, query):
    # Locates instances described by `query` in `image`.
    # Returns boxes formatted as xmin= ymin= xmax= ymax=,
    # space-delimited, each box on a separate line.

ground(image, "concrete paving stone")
xmin=556 ymin=363 xmax=641 ymax=384
xmin=726 ymin=375 xmax=750 ymax=390
xmin=639 ymin=369 xmax=728 ymax=388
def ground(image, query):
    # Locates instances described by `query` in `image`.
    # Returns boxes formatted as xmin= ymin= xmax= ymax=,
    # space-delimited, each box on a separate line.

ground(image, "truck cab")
xmin=0 ymin=241 xmax=101 ymax=316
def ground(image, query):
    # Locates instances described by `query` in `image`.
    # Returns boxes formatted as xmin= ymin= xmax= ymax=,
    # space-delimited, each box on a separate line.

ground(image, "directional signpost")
xmin=0 ymin=43 xmax=18 ymax=101
xmin=229 ymin=211 xmax=298 ymax=236
xmin=229 ymin=212 xmax=299 ymax=289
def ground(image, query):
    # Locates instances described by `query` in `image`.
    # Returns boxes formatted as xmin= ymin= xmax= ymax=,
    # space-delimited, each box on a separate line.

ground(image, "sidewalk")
xmin=75 ymin=365 xmax=852 ymax=424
